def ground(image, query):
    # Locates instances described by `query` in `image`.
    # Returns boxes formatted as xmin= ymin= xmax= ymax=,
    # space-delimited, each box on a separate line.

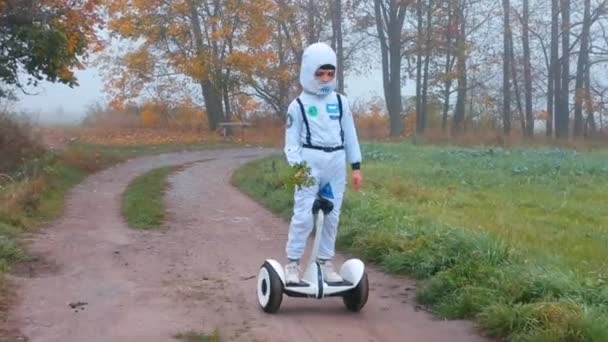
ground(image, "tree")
xmin=232 ymin=0 xmax=366 ymax=119
xmin=331 ymin=0 xmax=345 ymax=93
xmin=573 ymin=0 xmax=607 ymax=137
xmin=547 ymin=0 xmax=559 ymax=137
xmin=419 ymin=0 xmax=434 ymax=133
xmin=414 ymin=0 xmax=434 ymax=134
xmin=583 ymin=60 xmax=596 ymax=136
xmin=415 ymin=0 xmax=423 ymax=133
xmin=0 ymin=0 xmax=101 ymax=97
xmin=373 ymin=0 xmax=410 ymax=137
xmin=245 ymin=0 xmax=303 ymax=118
xmin=502 ymin=0 xmax=512 ymax=135
xmin=506 ymin=20 xmax=525 ymax=135
xmin=104 ymin=0 xmax=273 ymax=131
xmin=301 ymin=0 xmax=330 ymax=46
xmin=555 ymin=0 xmax=571 ymax=139
xmin=452 ymin=0 xmax=467 ymax=133
xmin=521 ymin=0 xmax=534 ymax=137
xmin=440 ymin=0 xmax=456 ymax=131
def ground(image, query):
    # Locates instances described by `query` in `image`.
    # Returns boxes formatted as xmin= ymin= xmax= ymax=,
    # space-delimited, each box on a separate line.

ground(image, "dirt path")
xmin=8 ymin=148 xmax=489 ymax=342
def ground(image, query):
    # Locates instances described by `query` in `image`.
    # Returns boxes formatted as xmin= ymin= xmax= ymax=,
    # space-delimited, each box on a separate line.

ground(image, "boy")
xmin=283 ymin=42 xmax=363 ymax=284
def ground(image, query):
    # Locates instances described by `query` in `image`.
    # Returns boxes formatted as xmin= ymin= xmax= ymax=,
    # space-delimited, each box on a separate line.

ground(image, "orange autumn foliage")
xmin=102 ymin=0 xmax=276 ymax=117
xmin=76 ymin=128 xmax=216 ymax=146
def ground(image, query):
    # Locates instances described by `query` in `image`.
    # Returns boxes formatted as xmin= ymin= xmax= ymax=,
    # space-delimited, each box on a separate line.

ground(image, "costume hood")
xmin=299 ymin=42 xmax=337 ymax=96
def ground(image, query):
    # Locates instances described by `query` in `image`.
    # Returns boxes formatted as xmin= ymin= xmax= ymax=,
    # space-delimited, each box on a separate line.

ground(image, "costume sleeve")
xmin=341 ymin=96 xmax=362 ymax=168
xmin=284 ymin=101 xmax=304 ymax=166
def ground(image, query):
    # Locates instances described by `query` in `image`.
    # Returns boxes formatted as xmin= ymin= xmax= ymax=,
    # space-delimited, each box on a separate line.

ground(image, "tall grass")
xmin=231 ymin=142 xmax=608 ymax=342
xmin=0 ymin=112 xmax=45 ymax=175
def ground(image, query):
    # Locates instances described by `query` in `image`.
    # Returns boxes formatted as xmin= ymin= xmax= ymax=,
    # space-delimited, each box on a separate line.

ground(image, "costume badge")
xmin=286 ymin=113 xmax=293 ymax=128
xmin=308 ymin=106 xmax=318 ymax=117
xmin=326 ymin=103 xmax=339 ymax=113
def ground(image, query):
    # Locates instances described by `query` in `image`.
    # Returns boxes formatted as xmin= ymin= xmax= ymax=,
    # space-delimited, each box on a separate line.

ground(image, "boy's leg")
xmin=318 ymin=192 xmax=344 ymax=260
xmin=284 ymin=180 xmax=318 ymax=284
xmin=318 ymin=192 xmax=344 ymax=283
xmin=285 ymin=180 xmax=318 ymax=261
xmin=317 ymin=152 xmax=346 ymax=282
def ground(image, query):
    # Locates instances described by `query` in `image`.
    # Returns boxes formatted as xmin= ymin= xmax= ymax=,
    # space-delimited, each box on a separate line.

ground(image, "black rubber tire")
xmin=342 ymin=271 xmax=369 ymax=312
xmin=257 ymin=262 xmax=284 ymax=313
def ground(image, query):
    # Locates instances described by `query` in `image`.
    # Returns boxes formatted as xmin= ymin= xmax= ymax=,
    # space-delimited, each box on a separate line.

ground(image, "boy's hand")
xmin=290 ymin=162 xmax=315 ymax=189
xmin=352 ymin=170 xmax=362 ymax=190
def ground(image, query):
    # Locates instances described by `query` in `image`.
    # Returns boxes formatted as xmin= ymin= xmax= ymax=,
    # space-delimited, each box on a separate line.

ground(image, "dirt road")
xmin=8 ymin=148 xmax=489 ymax=341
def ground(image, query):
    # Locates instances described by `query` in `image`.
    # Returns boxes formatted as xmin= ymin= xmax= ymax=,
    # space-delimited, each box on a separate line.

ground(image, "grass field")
xmin=231 ymin=142 xmax=608 ymax=342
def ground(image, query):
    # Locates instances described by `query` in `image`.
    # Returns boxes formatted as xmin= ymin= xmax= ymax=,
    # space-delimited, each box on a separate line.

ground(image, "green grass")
xmin=174 ymin=330 xmax=220 ymax=342
xmin=121 ymin=166 xmax=178 ymax=230
xmin=31 ymin=162 xmax=87 ymax=221
xmin=0 ymin=158 xmax=87 ymax=259
xmin=231 ymin=142 xmax=608 ymax=342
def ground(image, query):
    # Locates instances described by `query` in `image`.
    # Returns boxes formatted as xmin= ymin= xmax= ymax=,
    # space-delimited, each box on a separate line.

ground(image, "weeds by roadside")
xmin=122 ymin=166 xmax=178 ymax=230
xmin=174 ymin=329 xmax=221 ymax=342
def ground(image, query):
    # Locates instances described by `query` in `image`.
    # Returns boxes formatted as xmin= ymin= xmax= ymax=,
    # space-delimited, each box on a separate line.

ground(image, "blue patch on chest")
xmin=326 ymin=103 xmax=339 ymax=113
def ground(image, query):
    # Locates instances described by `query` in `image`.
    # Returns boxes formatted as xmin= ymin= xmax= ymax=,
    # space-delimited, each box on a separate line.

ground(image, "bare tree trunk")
xmin=375 ymin=0 xmax=391 ymax=129
xmin=420 ymin=0 xmax=433 ymax=133
xmin=547 ymin=0 xmax=559 ymax=137
xmin=442 ymin=67 xmax=452 ymax=131
xmin=511 ymin=47 xmax=526 ymax=135
xmin=331 ymin=0 xmax=345 ymax=93
xmin=277 ymin=27 xmax=290 ymax=116
xmin=508 ymin=21 xmax=525 ymax=135
xmin=188 ymin=2 xmax=225 ymax=131
xmin=223 ymin=81 xmax=232 ymax=122
xmin=452 ymin=4 xmax=466 ymax=134
xmin=415 ymin=0 xmax=423 ymax=134
xmin=574 ymin=0 xmax=591 ymax=137
xmin=556 ymin=0 xmax=570 ymax=139
xmin=502 ymin=0 xmax=512 ymax=135
xmin=305 ymin=0 xmax=317 ymax=46
xmin=584 ymin=59 xmax=596 ymax=136
xmin=522 ymin=0 xmax=534 ymax=136
xmin=199 ymin=80 xmax=225 ymax=131
xmin=442 ymin=0 xmax=453 ymax=132
xmin=389 ymin=24 xmax=404 ymax=136
xmin=374 ymin=0 xmax=407 ymax=137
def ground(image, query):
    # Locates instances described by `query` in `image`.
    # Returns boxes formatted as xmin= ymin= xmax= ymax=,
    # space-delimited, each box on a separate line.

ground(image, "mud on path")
xmin=6 ymin=148 xmax=489 ymax=342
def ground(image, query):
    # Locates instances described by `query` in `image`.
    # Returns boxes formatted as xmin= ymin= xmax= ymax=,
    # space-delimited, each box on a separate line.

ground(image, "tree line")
xmin=3 ymin=0 xmax=608 ymax=140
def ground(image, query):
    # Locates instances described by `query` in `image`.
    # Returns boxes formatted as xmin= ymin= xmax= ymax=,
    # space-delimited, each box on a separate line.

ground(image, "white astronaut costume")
xmin=283 ymin=42 xmax=362 ymax=283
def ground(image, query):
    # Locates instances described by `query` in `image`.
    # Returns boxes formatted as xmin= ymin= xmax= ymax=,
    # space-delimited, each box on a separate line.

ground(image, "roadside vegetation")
xmin=232 ymin=142 xmax=608 ymax=342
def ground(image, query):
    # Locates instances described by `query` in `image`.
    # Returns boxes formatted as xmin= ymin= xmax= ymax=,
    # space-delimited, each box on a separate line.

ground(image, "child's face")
xmin=315 ymin=69 xmax=335 ymax=84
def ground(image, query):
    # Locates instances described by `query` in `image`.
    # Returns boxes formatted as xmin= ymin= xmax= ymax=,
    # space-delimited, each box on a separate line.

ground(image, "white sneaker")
xmin=319 ymin=260 xmax=343 ymax=283
xmin=284 ymin=261 xmax=300 ymax=284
